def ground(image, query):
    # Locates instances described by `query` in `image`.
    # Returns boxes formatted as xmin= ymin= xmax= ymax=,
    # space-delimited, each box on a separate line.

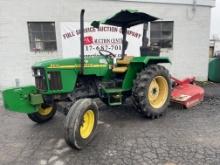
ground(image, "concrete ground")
xmin=1 ymin=83 xmax=220 ymax=165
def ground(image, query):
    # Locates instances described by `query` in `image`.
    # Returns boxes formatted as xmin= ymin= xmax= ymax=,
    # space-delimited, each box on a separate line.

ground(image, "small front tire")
xmin=27 ymin=104 xmax=56 ymax=123
xmin=64 ymin=99 xmax=99 ymax=150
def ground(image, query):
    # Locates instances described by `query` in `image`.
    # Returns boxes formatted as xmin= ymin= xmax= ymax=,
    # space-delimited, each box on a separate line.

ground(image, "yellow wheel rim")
xmin=38 ymin=106 xmax=53 ymax=116
xmin=148 ymin=76 xmax=169 ymax=109
xmin=80 ymin=110 xmax=95 ymax=139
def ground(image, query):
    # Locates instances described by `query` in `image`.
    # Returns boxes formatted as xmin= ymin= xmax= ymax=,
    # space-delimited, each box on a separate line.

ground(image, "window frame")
xmin=27 ymin=22 xmax=57 ymax=52
xmin=150 ymin=21 xmax=174 ymax=49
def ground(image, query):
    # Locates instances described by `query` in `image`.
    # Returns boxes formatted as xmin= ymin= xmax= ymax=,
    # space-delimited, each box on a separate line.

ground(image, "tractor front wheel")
xmin=133 ymin=65 xmax=171 ymax=118
xmin=27 ymin=104 xmax=56 ymax=123
xmin=64 ymin=99 xmax=99 ymax=149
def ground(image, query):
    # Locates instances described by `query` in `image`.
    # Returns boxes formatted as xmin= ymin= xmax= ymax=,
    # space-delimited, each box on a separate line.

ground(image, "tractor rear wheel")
xmin=27 ymin=104 xmax=56 ymax=123
xmin=64 ymin=99 xmax=99 ymax=149
xmin=132 ymin=65 xmax=171 ymax=118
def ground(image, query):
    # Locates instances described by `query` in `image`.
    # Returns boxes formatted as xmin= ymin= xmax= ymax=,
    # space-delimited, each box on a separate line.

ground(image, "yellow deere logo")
xmin=48 ymin=64 xmax=107 ymax=69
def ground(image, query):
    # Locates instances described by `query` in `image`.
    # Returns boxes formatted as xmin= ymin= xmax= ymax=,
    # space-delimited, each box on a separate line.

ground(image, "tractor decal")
xmin=48 ymin=64 xmax=107 ymax=69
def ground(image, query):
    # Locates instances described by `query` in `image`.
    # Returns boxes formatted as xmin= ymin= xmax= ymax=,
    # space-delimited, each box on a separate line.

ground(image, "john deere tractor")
xmin=2 ymin=9 xmax=171 ymax=149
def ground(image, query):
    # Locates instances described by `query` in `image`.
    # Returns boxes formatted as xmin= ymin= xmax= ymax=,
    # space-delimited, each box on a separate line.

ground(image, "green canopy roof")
xmin=91 ymin=9 xmax=159 ymax=28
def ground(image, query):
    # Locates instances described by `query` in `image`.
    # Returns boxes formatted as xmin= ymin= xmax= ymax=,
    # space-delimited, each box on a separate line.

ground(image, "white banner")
xmin=61 ymin=22 xmax=143 ymax=58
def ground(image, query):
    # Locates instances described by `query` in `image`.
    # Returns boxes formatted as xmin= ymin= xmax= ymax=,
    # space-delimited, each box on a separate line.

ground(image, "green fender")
xmin=2 ymin=85 xmax=43 ymax=113
xmin=122 ymin=56 xmax=171 ymax=90
xmin=130 ymin=56 xmax=171 ymax=64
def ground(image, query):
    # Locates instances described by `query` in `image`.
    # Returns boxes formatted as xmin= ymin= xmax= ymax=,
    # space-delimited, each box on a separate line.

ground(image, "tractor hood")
xmin=91 ymin=9 xmax=159 ymax=28
xmin=32 ymin=56 xmax=109 ymax=70
xmin=32 ymin=58 xmax=80 ymax=68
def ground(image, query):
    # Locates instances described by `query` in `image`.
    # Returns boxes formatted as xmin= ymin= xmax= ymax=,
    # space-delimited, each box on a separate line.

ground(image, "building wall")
xmin=0 ymin=0 xmax=212 ymax=89
xmin=214 ymin=41 xmax=220 ymax=52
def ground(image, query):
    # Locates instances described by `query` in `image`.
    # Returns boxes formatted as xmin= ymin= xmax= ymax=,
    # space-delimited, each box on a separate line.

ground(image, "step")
xmin=102 ymin=88 xmax=124 ymax=106
xmin=103 ymin=88 xmax=124 ymax=94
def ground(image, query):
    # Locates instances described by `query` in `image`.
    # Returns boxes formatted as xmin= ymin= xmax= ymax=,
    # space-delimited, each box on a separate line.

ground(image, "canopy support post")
xmin=142 ymin=23 xmax=149 ymax=47
xmin=121 ymin=27 xmax=127 ymax=59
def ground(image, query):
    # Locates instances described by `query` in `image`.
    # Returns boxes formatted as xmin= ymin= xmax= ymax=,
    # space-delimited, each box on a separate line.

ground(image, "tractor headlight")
xmin=32 ymin=70 xmax=35 ymax=76
xmin=37 ymin=69 xmax=41 ymax=76
xmin=47 ymin=72 xmax=51 ymax=80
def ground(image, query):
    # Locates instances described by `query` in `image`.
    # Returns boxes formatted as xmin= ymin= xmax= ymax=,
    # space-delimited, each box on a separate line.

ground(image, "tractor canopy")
xmin=91 ymin=9 xmax=159 ymax=58
xmin=91 ymin=9 xmax=159 ymax=28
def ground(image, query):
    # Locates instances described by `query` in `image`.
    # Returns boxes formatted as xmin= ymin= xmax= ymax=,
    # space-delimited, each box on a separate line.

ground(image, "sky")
xmin=211 ymin=0 xmax=220 ymax=39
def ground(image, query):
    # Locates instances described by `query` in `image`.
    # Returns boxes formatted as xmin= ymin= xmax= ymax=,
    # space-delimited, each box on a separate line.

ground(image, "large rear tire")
xmin=132 ymin=65 xmax=171 ymax=118
xmin=64 ymin=99 xmax=99 ymax=149
xmin=27 ymin=104 xmax=56 ymax=123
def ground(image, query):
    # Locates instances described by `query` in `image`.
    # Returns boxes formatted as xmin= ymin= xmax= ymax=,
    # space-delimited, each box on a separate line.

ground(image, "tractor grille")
xmin=32 ymin=68 xmax=48 ymax=90
xmin=48 ymin=71 xmax=62 ymax=90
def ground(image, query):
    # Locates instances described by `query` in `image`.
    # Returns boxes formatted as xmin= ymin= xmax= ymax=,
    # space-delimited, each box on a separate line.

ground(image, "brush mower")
xmin=171 ymin=77 xmax=204 ymax=108
xmin=2 ymin=9 xmax=204 ymax=149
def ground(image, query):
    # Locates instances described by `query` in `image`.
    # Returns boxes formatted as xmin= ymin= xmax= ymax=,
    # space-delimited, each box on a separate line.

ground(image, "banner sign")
xmin=61 ymin=22 xmax=143 ymax=58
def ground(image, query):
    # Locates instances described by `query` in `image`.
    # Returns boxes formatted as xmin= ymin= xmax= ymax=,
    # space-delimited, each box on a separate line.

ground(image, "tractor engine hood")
xmin=32 ymin=58 xmax=81 ymax=69
xmin=32 ymin=56 xmax=109 ymax=70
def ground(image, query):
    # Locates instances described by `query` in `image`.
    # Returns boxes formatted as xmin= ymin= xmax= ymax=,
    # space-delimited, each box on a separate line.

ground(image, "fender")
xmin=130 ymin=56 xmax=171 ymax=65
xmin=122 ymin=56 xmax=171 ymax=90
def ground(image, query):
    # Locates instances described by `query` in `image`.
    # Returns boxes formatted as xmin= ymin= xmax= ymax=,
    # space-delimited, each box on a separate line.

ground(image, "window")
xmin=150 ymin=21 xmax=174 ymax=48
xmin=28 ymin=22 xmax=57 ymax=51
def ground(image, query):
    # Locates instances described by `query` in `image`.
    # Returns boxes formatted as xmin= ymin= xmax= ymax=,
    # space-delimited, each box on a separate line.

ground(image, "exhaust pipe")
xmin=80 ymin=9 xmax=85 ymax=74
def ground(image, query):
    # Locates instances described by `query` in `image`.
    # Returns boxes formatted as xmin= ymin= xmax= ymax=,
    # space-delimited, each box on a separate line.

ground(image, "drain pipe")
xmin=15 ymin=78 xmax=20 ymax=87
xmin=192 ymin=0 xmax=197 ymax=13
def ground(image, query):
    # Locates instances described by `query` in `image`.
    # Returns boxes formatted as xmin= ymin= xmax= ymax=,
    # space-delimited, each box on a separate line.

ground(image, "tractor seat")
xmin=116 ymin=56 xmax=134 ymax=65
xmin=112 ymin=66 xmax=128 ymax=73
xmin=112 ymin=56 xmax=133 ymax=74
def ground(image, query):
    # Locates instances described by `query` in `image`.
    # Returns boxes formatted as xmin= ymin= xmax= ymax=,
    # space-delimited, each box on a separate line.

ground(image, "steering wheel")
xmin=99 ymin=50 xmax=116 ymax=58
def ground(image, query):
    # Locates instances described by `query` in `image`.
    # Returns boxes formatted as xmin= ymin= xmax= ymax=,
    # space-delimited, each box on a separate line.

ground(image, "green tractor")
xmin=2 ymin=9 xmax=171 ymax=149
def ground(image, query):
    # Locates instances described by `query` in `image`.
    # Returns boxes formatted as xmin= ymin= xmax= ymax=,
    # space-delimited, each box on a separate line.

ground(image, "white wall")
xmin=214 ymin=41 xmax=220 ymax=52
xmin=0 ymin=0 xmax=212 ymax=89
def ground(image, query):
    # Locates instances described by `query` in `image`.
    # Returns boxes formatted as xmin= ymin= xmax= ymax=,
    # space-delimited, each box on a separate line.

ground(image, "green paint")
xmin=131 ymin=56 xmax=171 ymax=64
xmin=122 ymin=56 xmax=171 ymax=90
xmin=33 ymin=56 xmax=112 ymax=94
xmin=42 ymin=69 xmax=78 ymax=95
xmin=2 ymin=9 xmax=173 ymax=114
xmin=103 ymin=88 xmax=124 ymax=94
xmin=122 ymin=63 xmax=144 ymax=90
xmin=2 ymin=86 xmax=40 ymax=113
xmin=2 ymin=55 xmax=170 ymax=114
xmin=102 ymin=88 xmax=123 ymax=106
